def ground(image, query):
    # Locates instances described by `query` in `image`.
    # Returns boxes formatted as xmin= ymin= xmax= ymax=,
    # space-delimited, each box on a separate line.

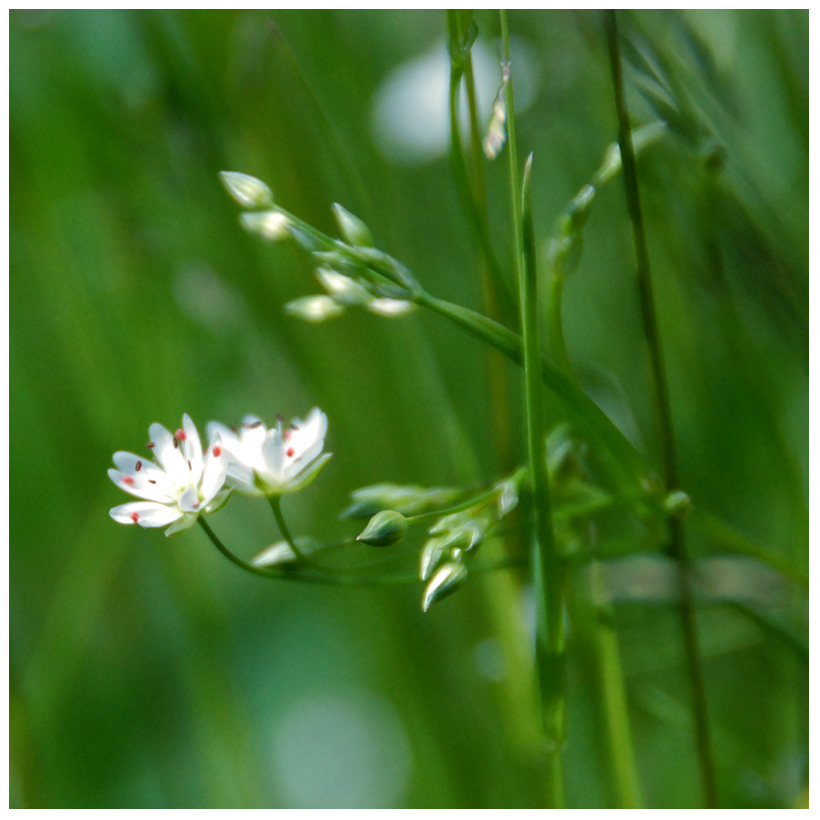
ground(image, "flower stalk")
xmin=502 ymin=9 xmax=564 ymax=806
xmin=603 ymin=9 xmax=718 ymax=808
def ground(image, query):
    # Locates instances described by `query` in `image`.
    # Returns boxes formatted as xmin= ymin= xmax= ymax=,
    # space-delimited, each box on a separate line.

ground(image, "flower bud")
xmin=316 ymin=267 xmax=372 ymax=306
xmin=239 ymin=210 xmax=291 ymax=241
xmin=422 ymin=562 xmax=468 ymax=612
xmin=284 ymin=295 xmax=345 ymax=323
xmin=331 ymin=203 xmax=374 ymax=247
xmin=663 ymin=490 xmax=693 ymax=519
xmin=419 ymin=537 xmax=448 ymax=581
xmin=219 ymin=171 xmax=274 ymax=209
xmin=366 ymin=298 xmax=414 ymax=318
xmin=356 ymin=510 xmax=408 ymax=547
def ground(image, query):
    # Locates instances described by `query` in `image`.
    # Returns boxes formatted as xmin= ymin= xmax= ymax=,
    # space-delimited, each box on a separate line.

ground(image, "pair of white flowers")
xmin=109 ymin=409 xmax=330 ymax=535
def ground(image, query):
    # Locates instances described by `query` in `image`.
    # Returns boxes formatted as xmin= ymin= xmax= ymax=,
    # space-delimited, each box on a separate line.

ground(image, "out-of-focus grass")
xmin=10 ymin=9 xmax=807 ymax=808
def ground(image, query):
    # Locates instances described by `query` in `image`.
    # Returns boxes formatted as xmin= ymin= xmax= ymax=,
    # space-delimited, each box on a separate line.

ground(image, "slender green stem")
xmin=503 ymin=9 xmax=564 ymax=802
xmin=520 ymin=154 xmax=565 ymax=808
xmin=603 ymin=10 xmax=718 ymax=808
xmin=198 ymin=517 xmax=523 ymax=586
xmin=585 ymin=559 xmax=644 ymax=807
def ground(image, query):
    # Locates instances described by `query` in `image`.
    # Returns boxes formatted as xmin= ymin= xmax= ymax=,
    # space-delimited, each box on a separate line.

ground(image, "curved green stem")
xmin=604 ymin=10 xmax=718 ymax=807
xmin=198 ymin=517 xmax=524 ymax=586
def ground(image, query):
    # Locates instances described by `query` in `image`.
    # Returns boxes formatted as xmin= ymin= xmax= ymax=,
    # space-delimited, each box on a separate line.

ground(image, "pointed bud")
xmin=422 ymin=562 xmax=468 ymax=612
xmin=483 ymin=63 xmax=511 ymax=160
xmin=356 ymin=510 xmax=408 ymax=547
xmin=366 ymin=298 xmax=414 ymax=318
xmin=316 ymin=267 xmax=372 ymax=306
xmin=419 ymin=537 xmax=448 ymax=581
xmin=219 ymin=171 xmax=274 ymax=209
xmin=284 ymin=295 xmax=345 ymax=323
xmin=239 ymin=210 xmax=291 ymax=241
xmin=663 ymin=490 xmax=693 ymax=519
xmin=332 ymin=203 xmax=374 ymax=247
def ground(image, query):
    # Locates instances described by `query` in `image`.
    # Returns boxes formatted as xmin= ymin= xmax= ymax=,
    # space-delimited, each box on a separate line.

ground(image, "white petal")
xmin=181 ymin=414 xmax=203 ymax=481
xmin=238 ymin=417 xmax=268 ymax=468
xmin=111 ymin=452 xmax=176 ymax=496
xmin=178 ymin=487 xmax=202 ymax=514
xmin=110 ymin=501 xmax=181 ymax=528
xmin=225 ymin=463 xmax=261 ymax=495
xmin=108 ymin=468 xmax=175 ymax=504
xmin=281 ymin=452 xmax=333 ymax=494
xmin=261 ymin=428 xmax=286 ymax=484
xmin=148 ymin=423 xmax=188 ymax=488
xmin=199 ymin=442 xmax=228 ymax=505
xmin=164 ymin=513 xmax=198 ymax=537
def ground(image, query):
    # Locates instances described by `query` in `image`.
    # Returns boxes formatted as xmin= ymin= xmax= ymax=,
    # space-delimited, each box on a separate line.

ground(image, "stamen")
xmin=283 ymin=430 xmax=291 ymax=442
xmin=146 ymin=442 xmax=155 ymax=449
xmin=175 ymin=428 xmax=187 ymax=442
xmin=136 ymin=461 xmax=142 ymax=471
xmin=131 ymin=512 xmax=140 ymax=523
xmin=173 ymin=438 xmax=178 ymax=449
xmin=188 ymin=459 xmax=193 ymax=470
xmin=230 ymin=425 xmax=238 ymax=433
xmin=148 ymin=479 xmax=157 ymax=485
xmin=290 ymin=423 xmax=299 ymax=430
xmin=192 ymin=501 xmax=200 ymax=510
xmin=286 ymin=447 xmax=295 ymax=458
xmin=250 ymin=420 xmax=263 ymax=429
xmin=123 ymin=476 xmax=135 ymax=486
xmin=276 ymin=414 xmax=285 ymax=425
xmin=213 ymin=445 xmax=222 ymax=457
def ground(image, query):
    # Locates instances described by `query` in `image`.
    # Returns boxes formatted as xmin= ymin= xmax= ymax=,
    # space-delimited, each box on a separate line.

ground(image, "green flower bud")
xmin=219 ymin=171 xmax=274 ymax=209
xmin=422 ymin=562 xmax=468 ymax=612
xmin=239 ymin=210 xmax=291 ymax=242
xmin=331 ymin=203 xmax=374 ymax=247
xmin=663 ymin=490 xmax=693 ymax=519
xmin=316 ymin=267 xmax=372 ymax=306
xmin=356 ymin=510 xmax=408 ymax=547
xmin=419 ymin=537 xmax=448 ymax=581
xmin=284 ymin=295 xmax=345 ymax=323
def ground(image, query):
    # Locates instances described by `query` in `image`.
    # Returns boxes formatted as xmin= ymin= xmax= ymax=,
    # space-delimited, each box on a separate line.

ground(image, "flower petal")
xmin=181 ymin=414 xmax=203 ymax=482
xmin=149 ymin=423 xmax=188 ymax=488
xmin=110 ymin=501 xmax=181 ymax=528
xmin=108 ymin=468 xmax=175 ymax=504
xmin=262 ymin=427 xmax=287 ymax=481
xmin=199 ymin=441 xmax=228 ymax=505
xmin=178 ymin=486 xmax=202 ymax=514
xmin=281 ymin=452 xmax=333 ymax=494
xmin=111 ymin=451 xmax=176 ymax=496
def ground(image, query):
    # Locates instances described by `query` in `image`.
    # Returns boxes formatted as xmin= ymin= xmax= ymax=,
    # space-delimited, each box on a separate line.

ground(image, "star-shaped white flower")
xmin=207 ymin=407 xmax=331 ymax=497
xmin=109 ymin=414 xmax=230 ymax=536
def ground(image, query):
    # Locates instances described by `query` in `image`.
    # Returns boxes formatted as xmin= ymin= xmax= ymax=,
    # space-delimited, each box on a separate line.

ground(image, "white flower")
xmin=108 ymin=414 xmax=230 ymax=536
xmin=208 ymin=408 xmax=332 ymax=497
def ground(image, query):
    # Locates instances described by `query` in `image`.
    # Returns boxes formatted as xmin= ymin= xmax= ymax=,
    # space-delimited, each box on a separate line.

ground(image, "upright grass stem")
xmin=603 ymin=10 xmax=718 ymax=807
xmin=501 ymin=9 xmax=564 ymax=806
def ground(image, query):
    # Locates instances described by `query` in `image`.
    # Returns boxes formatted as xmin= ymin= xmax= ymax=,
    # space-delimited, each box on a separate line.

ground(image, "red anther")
xmin=146 ymin=442 xmax=155 ymax=449
xmin=123 ymin=476 xmax=135 ymax=486
xmin=175 ymin=428 xmax=187 ymax=442
xmin=283 ymin=430 xmax=291 ymax=442
xmin=192 ymin=501 xmax=200 ymax=510
xmin=136 ymin=461 xmax=142 ymax=471
xmin=213 ymin=445 xmax=222 ymax=457
xmin=131 ymin=512 xmax=140 ymax=523
xmin=286 ymin=447 xmax=295 ymax=458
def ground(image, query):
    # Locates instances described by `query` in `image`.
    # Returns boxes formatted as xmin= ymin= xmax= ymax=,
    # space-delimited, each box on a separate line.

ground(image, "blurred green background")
xmin=10 ymin=9 xmax=807 ymax=808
